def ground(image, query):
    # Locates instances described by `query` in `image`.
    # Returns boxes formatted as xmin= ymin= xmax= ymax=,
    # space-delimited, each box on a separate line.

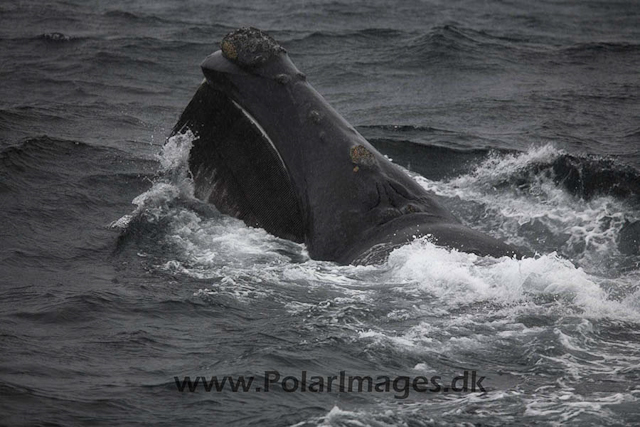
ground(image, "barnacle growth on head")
xmin=220 ymin=27 xmax=286 ymax=68
xmin=350 ymin=145 xmax=377 ymax=169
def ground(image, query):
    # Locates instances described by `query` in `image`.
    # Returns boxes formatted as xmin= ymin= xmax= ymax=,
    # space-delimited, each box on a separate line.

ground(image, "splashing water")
xmin=116 ymin=138 xmax=640 ymax=426
xmin=413 ymin=144 xmax=639 ymax=274
xmin=121 ymin=138 xmax=639 ymax=321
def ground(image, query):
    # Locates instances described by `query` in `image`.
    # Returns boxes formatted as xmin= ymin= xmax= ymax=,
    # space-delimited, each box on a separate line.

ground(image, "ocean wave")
xmin=562 ymin=42 xmax=640 ymax=55
xmin=401 ymin=24 xmax=537 ymax=66
xmin=118 ymin=135 xmax=640 ymax=327
xmin=412 ymin=144 xmax=639 ymax=270
xmin=38 ymin=32 xmax=72 ymax=42
xmin=101 ymin=74 xmax=640 ymax=427
xmin=291 ymin=28 xmax=406 ymax=43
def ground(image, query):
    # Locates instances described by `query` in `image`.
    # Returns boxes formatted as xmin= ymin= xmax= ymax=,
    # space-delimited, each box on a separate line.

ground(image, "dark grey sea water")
xmin=1 ymin=0 xmax=639 ymax=425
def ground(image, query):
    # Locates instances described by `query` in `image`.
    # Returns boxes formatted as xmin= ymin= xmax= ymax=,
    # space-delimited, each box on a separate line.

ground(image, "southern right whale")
xmin=171 ymin=27 xmax=522 ymax=264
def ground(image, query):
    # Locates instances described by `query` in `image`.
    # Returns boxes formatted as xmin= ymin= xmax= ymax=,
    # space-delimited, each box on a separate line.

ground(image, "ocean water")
xmin=1 ymin=0 xmax=639 ymax=425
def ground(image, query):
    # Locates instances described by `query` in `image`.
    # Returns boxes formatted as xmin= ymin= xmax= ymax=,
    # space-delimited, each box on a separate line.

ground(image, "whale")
xmin=170 ymin=27 xmax=522 ymax=264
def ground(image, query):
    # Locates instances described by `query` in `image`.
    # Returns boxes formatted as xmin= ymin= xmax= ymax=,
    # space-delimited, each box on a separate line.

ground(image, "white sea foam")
xmin=386 ymin=238 xmax=640 ymax=320
xmin=111 ymin=131 xmax=196 ymax=229
xmin=120 ymin=133 xmax=639 ymax=426
xmin=122 ymin=139 xmax=639 ymax=327
xmin=411 ymin=144 xmax=639 ymax=271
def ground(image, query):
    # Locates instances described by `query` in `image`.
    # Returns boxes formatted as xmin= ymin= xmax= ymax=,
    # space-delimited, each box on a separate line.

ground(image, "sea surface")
xmin=1 ymin=0 xmax=639 ymax=425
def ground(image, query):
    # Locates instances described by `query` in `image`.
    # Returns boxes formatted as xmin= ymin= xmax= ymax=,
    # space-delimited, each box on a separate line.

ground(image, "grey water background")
xmin=1 ymin=0 xmax=640 ymax=425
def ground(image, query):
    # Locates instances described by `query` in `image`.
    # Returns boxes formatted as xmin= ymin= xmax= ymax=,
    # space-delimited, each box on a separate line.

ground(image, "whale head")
xmin=171 ymin=28 xmax=522 ymax=263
